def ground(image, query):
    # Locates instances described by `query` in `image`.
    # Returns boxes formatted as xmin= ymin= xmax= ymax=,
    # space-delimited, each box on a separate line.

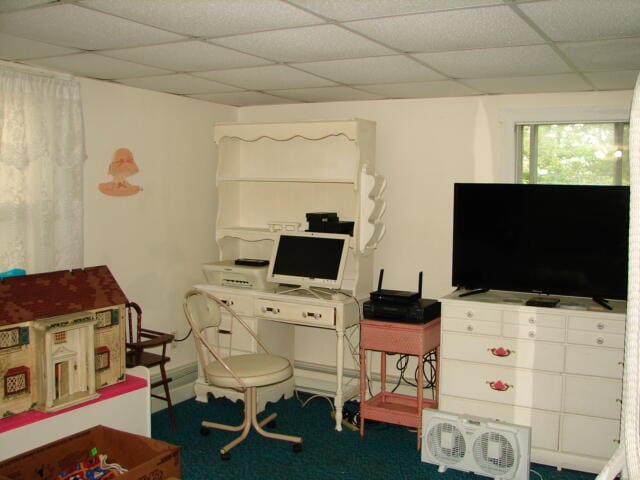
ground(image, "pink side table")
xmin=359 ymin=318 xmax=440 ymax=449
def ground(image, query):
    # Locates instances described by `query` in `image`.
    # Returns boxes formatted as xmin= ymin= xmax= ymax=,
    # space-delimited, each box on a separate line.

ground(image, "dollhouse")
xmin=0 ymin=266 xmax=127 ymax=417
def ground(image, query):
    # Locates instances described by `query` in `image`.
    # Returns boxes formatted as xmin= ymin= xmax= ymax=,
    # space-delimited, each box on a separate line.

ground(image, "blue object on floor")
xmin=0 ymin=268 xmax=26 ymax=279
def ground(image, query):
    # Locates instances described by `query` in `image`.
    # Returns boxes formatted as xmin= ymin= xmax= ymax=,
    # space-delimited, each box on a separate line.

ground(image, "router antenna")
xmin=418 ymin=271 xmax=423 ymax=297
xmin=377 ymin=269 xmax=384 ymax=291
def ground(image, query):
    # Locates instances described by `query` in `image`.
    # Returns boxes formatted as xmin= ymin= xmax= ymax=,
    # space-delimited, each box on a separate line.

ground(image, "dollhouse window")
xmin=0 ymin=328 xmax=21 ymax=350
xmin=96 ymin=309 xmax=118 ymax=329
xmin=54 ymin=331 xmax=67 ymax=344
xmin=95 ymin=346 xmax=110 ymax=371
xmin=4 ymin=366 xmax=29 ymax=396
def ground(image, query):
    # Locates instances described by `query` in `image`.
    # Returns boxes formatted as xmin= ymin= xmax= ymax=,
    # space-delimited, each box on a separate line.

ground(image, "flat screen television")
xmin=452 ymin=183 xmax=630 ymax=301
xmin=267 ymin=231 xmax=350 ymax=296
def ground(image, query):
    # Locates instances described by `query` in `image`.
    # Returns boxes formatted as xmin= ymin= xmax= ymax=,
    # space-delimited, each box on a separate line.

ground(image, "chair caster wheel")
xmin=200 ymin=427 xmax=210 ymax=436
xmin=293 ymin=443 xmax=303 ymax=453
xmin=220 ymin=452 xmax=230 ymax=461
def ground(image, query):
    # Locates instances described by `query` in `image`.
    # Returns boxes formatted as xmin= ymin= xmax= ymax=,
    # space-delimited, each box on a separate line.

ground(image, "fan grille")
xmin=427 ymin=422 xmax=466 ymax=464
xmin=473 ymin=431 xmax=516 ymax=475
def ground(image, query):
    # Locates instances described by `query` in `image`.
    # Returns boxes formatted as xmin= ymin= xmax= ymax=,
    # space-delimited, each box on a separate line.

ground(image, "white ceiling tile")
xmin=462 ymin=74 xmax=592 ymax=94
xmin=116 ymin=74 xmax=240 ymax=95
xmin=0 ymin=4 xmax=185 ymax=50
xmin=213 ymin=24 xmax=394 ymax=63
xmin=0 ymin=0 xmax=56 ymax=13
xmin=78 ymin=0 xmax=324 ymax=38
xmin=357 ymin=80 xmax=480 ymax=98
xmin=289 ymin=0 xmax=503 ymax=21
xmin=189 ymin=91 xmax=299 ymax=107
xmin=195 ymin=65 xmax=336 ymax=90
xmin=558 ymin=38 xmax=640 ymax=71
xmin=25 ymin=53 xmax=172 ymax=79
xmin=0 ymin=32 xmax=79 ymax=59
xmin=584 ymin=70 xmax=640 ymax=91
xmin=345 ymin=5 xmax=544 ymax=53
xmin=519 ymin=0 xmax=640 ymax=42
xmin=265 ymin=85 xmax=384 ymax=103
xmin=413 ymin=45 xmax=571 ymax=78
xmin=294 ymin=55 xmax=445 ymax=84
xmin=102 ymin=40 xmax=272 ymax=72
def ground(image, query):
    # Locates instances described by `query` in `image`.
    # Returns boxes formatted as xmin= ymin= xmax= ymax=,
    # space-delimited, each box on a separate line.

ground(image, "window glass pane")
xmin=519 ymin=122 xmax=629 ymax=186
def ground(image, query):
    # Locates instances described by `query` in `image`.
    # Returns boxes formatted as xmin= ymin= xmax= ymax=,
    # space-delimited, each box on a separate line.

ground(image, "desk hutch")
xmin=195 ymin=119 xmax=385 ymax=430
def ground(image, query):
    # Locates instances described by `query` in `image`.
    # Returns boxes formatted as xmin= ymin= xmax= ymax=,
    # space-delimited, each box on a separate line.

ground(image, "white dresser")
xmin=439 ymin=290 xmax=626 ymax=473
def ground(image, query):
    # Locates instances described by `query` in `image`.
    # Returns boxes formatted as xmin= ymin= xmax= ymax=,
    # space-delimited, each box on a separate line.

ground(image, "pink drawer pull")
xmin=488 ymin=380 xmax=511 ymax=391
xmin=489 ymin=347 xmax=513 ymax=357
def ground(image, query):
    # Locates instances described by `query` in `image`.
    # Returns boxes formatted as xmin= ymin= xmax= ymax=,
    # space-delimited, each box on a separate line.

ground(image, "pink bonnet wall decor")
xmin=98 ymin=147 xmax=143 ymax=196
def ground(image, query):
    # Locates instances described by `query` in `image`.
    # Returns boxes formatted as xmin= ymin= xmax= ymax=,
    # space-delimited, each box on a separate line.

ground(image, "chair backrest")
xmin=126 ymin=301 xmax=143 ymax=344
xmin=182 ymin=288 xmax=272 ymax=389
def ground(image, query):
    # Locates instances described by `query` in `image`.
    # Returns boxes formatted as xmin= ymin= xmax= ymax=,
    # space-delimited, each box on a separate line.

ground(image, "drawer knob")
xmin=528 ymin=317 xmax=535 ymax=324
xmin=222 ymin=299 xmax=234 ymax=306
xmin=596 ymin=337 xmax=605 ymax=345
xmin=467 ymin=324 xmax=474 ymax=332
xmin=487 ymin=380 xmax=511 ymax=392
xmin=528 ymin=331 xmax=536 ymax=338
xmin=490 ymin=347 xmax=513 ymax=357
xmin=261 ymin=306 xmax=280 ymax=314
xmin=302 ymin=312 xmax=322 ymax=319
xmin=466 ymin=311 xmax=474 ymax=319
xmin=597 ymin=322 xmax=605 ymax=330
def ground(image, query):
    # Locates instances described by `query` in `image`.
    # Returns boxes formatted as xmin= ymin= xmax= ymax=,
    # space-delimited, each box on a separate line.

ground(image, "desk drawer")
xmin=254 ymin=299 xmax=335 ymax=327
xmin=442 ymin=316 xmax=501 ymax=336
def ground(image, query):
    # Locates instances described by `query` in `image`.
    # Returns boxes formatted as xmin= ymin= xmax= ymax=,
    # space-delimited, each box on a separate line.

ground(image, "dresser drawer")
xmin=440 ymin=395 xmax=559 ymax=451
xmin=254 ymin=298 xmax=335 ymax=327
xmin=442 ymin=304 xmax=502 ymax=322
xmin=441 ymin=331 xmax=564 ymax=372
xmin=561 ymin=414 xmax=620 ymax=459
xmin=564 ymin=375 xmax=622 ymax=419
xmin=440 ymin=359 xmax=563 ymax=411
xmin=565 ymin=345 xmax=623 ymax=378
xmin=442 ymin=316 xmax=501 ymax=336
xmin=503 ymin=310 xmax=567 ymax=328
xmin=502 ymin=323 xmax=565 ymax=343
xmin=567 ymin=330 xmax=624 ymax=349
xmin=212 ymin=291 xmax=253 ymax=315
xmin=568 ymin=315 xmax=625 ymax=335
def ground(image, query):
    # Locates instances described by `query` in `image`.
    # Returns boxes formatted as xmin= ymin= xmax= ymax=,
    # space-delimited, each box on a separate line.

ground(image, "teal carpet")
xmin=151 ymin=395 xmax=598 ymax=480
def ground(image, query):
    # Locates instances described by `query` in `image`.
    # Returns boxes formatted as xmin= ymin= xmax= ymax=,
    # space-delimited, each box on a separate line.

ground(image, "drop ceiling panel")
xmin=265 ymin=86 xmax=384 ymax=103
xmin=195 ymin=65 xmax=337 ymax=90
xmin=78 ymin=0 xmax=324 ymax=38
xmin=116 ymin=74 xmax=240 ymax=95
xmin=413 ymin=45 xmax=572 ymax=78
xmin=558 ymin=38 xmax=640 ymax=71
xmin=463 ymin=73 xmax=592 ymax=94
xmin=584 ymin=70 xmax=640 ymax=91
xmin=0 ymin=4 xmax=185 ymax=50
xmin=189 ymin=91 xmax=299 ymax=107
xmin=293 ymin=55 xmax=445 ymax=84
xmin=0 ymin=33 xmax=79 ymax=60
xmin=213 ymin=24 xmax=395 ymax=63
xmin=27 ymin=53 xmax=171 ymax=80
xmin=289 ymin=0 xmax=504 ymax=21
xmin=357 ymin=80 xmax=481 ymax=98
xmin=344 ymin=5 xmax=544 ymax=53
xmin=102 ymin=40 xmax=272 ymax=72
xmin=518 ymin=0 xmax=640 ymax=42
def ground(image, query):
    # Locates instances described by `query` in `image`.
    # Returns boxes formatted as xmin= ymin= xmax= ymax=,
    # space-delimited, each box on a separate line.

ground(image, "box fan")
xmin=421 ymin=410 xmax=531 ymax=480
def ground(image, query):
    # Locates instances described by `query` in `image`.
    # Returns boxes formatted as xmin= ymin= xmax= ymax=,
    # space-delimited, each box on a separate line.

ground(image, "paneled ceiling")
xmin=1 ymin=0 xmax=639 ymax=107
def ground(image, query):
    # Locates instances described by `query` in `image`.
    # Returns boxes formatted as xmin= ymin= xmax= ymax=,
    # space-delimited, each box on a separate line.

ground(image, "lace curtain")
xmin=0 ymin=66 xmax=86 ymax=274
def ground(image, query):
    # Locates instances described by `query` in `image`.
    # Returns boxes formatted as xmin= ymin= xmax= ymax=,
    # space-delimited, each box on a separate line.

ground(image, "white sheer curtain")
xmin=597 ymin=74 xmax=640 ymax=480
xmin=0 ymin=65 xmax=86 ymax=274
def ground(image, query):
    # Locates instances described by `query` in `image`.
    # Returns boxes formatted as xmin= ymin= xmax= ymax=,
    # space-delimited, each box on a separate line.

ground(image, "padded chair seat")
xmin=205 ymin=354 xmax=292 ymax=389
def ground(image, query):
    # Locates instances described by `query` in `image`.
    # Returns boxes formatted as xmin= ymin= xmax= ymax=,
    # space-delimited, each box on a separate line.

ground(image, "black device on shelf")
xmin=370 ymin=269 xmax=421 ymax=304
xmin=452 ymin=183 xmax=630 ymax=301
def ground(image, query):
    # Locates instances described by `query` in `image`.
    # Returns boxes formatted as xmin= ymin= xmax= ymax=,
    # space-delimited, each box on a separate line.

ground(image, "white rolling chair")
xmin=182 ymin=288 xmax=303 ymax=460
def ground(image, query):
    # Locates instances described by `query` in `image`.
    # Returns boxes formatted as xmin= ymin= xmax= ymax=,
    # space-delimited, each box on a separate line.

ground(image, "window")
xmin=95 ymin=346 xmax=110 ymax=371
xmin=4 ymin=366 xmax=30 ymax=396
xmin=517 ymin=122 xmax=629 ymax=185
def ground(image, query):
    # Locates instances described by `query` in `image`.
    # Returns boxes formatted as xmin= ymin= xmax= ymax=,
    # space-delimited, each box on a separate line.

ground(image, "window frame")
xmin=501 ymin=106 xmax=631 ymax=183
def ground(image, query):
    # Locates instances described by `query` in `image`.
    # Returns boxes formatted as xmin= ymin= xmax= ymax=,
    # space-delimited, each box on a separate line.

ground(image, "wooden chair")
xmin=182 ymin=288 xmax=303 ymax=460
xmin=125 ymin=301 xmax=177 ymax=430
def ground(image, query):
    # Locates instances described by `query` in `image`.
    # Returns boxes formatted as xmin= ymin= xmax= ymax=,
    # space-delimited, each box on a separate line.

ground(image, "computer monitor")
xmin=267 ymin=231 xmax=350 ymax=297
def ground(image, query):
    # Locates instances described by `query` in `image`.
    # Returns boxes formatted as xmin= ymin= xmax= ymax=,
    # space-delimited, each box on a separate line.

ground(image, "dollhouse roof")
xmin=0 ymin=266 xmax=128 ymax=326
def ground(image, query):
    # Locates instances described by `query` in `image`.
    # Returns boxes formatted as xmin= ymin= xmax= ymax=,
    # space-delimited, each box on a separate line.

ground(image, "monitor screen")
xmin=452 ymin=183 xmax=630 ymax=300
xmin=267 ymin=231 xmax=350 ymax=291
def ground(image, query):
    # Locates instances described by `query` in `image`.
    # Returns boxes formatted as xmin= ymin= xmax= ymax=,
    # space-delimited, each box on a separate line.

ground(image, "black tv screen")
xmin=452 ymin=183 xmax=630 ymax=300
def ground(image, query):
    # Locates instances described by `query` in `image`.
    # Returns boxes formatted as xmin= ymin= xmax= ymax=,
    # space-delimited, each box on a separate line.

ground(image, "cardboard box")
xmin=0 ymin=425 xmax=180 ymax=480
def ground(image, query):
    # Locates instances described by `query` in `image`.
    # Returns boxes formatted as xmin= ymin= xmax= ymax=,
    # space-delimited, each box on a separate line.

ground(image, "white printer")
xmin=202 ymin=259 xmax=271 ymax=290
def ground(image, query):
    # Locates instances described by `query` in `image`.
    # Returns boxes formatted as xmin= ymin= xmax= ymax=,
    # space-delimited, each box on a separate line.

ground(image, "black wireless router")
xmin=369 ymin=269 xmax=421 ymax=304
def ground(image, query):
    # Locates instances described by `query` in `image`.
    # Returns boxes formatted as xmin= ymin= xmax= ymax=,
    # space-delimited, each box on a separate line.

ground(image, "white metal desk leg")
xmin=334 ymin=328 xmax=344 ymax=431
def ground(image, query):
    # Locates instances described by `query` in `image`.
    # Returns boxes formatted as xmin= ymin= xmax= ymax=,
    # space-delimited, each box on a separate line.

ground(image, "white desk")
xmin=0 ymin=367 xmax=150 ymax=461
xmin=193 ymin=284 xmax=360 ymax=431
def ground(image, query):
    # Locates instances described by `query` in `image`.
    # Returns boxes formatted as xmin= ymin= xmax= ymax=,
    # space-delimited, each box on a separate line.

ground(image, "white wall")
xmin=81 ymin=78 xmax=236 ymax=369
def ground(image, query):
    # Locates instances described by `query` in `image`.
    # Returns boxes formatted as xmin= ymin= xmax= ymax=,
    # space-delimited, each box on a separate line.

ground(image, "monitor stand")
xmin=277 ymin=285 xmax=336 ymax=300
